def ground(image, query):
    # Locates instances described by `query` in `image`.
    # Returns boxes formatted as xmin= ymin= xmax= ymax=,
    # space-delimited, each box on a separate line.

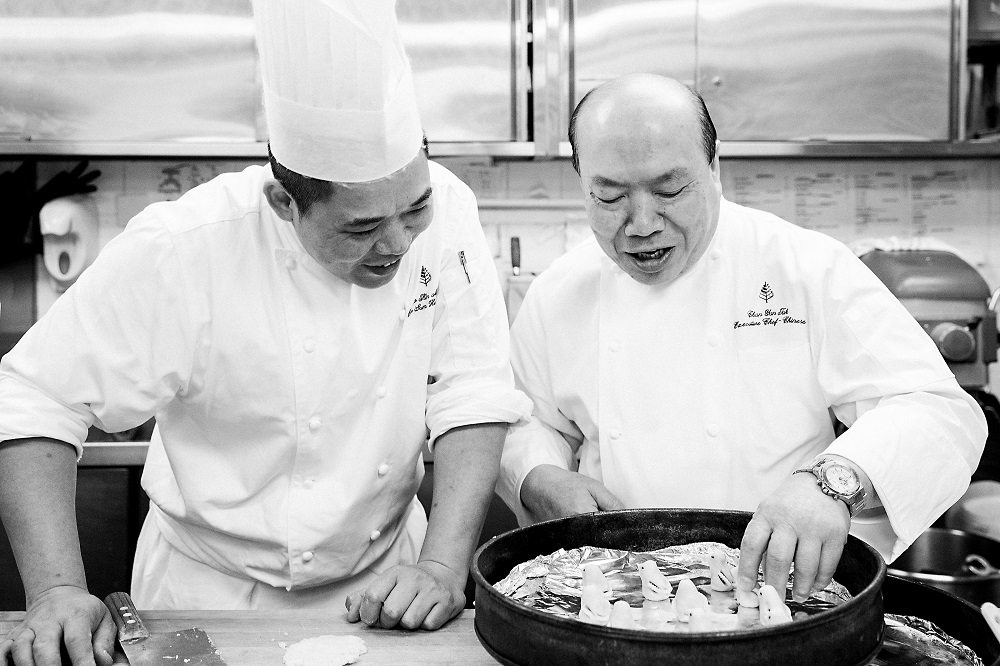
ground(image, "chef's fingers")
xmin=394 ymin=587 xmax=438 ymax=631
xmin=344 ymin=591 xmax=364 ymax=622
xmin=90 ymin=613 xmax=116 ymax=666
xmin=420 ymin=598 xmax=460 ymax=631
xmin=790 ymin=539 xmax=822 ymax=603
xmin=32 ymin=624 xmax=66 ymax=666
xmin=811 ymin=538 xmax=844 ymax=596
xmin=590 ymin=484 xmax=626 ymax=512
xmin=378 ymin=579 xmax=420 ymax=629
xmin=353 ymin=570 xmax=402 ymax=626
xmin=762 ymin=526 xmax=797 ymax=594
xmin=736 ymin=517 xmax=770 ymax=591
xmin=10 ymin=629 xmax=36 ymax=666
xmin=0 ymin=637 xmax=13 ymax=666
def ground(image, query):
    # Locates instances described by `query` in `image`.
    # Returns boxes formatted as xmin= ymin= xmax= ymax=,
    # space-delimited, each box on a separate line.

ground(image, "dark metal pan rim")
xmin=473 ymin=508 xmax=886 ymax=644
xmin=887 ymin=567 xmax=1000 ymax=583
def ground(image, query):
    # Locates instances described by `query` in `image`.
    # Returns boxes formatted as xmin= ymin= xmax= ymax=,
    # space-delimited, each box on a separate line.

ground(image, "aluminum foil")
xmin=495 ymin=543 xmax=986 ymax=663
xmin=870 ymin=614 xmax=984 ymax=666
xmin=495 ymin=542 xmax=849 ymax=633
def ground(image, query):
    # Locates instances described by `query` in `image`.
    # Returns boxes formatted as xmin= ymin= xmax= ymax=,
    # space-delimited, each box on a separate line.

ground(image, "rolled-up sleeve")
xmin=0 ymin=215 xmax=199 ymax=457
xmin=820 ymin=250 xmax=987 ymax=561
xmin=497 ymin=275 xmax=584 ymax=524
xmin=424 ymin=173 xmax=532 ymax=446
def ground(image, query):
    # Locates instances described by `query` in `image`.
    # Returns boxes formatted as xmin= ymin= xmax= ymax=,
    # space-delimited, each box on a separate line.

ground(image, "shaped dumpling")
xmin=579 ymin=585 xmax=612 ymax=625
xmin=582 ymin=563 xmax=610 ymax=594
xmin=638 ymin=560 xmax=672 ymax=602
xmin=673 ymin=578 xmax=709 ymax=623
xmin=757 ymin=584 xmax=793 ymax=627
xmin=688 ymin=607 xmax=715 ymax=632
xmin=609 ymin=600 xmax=639 ymax=629
xmin=709 ymin=550 xmax=735 ymax=592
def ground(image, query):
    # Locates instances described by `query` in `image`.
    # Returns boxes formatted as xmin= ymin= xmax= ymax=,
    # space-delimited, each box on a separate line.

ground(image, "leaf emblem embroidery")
xmin=419 ymin=266 xmax=432 ymax=286
xmin=759 ymin=282 xmax=774 ymax=303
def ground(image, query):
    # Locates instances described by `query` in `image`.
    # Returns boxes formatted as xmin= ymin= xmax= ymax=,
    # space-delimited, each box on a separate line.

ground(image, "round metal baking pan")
xmin=472 ymin=508 xmax=886 ymax=666
xmin=882 ymin=574 xmax=1000 ymax=665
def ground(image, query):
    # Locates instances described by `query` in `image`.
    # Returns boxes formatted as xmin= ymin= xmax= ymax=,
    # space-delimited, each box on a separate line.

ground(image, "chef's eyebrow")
xmin=349 ymin=187 xmax=434 ymax=227
xmin=591 ymin=170 xmax=690 ymax=188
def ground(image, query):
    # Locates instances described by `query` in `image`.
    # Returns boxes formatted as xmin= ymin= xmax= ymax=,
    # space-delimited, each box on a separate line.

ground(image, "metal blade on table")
xmin=103 ymin=592 xmax=227 ymax=666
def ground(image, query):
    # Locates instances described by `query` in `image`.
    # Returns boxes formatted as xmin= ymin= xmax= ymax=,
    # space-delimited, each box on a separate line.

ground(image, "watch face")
xmin=824 ymin=463 xmax=859 ymax=495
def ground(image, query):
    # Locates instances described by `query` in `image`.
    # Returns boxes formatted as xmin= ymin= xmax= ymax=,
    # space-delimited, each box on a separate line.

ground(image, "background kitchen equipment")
xmin=859 ymin=248 xmax=1000 ymax=487
xmin=887 ymin=527 xmax=1000 ymax=606
xmin=472 ymin=508 xmax=886 ymax=666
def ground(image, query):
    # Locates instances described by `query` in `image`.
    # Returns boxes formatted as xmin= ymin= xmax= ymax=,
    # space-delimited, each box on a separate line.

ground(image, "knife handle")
xmin=103 ymin=592 xmax=151 ymax=643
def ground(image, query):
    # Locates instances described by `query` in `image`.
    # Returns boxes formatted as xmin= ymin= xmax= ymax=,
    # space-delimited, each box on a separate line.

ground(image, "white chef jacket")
xmin=0 ymin=162 xmax=531 ymax=590
xmin=498 ymin=197 xmax=986 ymax=562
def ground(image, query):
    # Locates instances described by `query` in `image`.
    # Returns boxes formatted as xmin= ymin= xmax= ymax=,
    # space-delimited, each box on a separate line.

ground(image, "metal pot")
xmin=888 ymin=527 xmax=1000 ymax=606
xmin=471 ymin=508 xmax=886 ymax=666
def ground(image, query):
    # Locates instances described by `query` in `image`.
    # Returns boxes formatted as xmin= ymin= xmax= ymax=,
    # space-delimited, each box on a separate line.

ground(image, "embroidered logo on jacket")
xmin=408 ymin=265 xmax=438 ymax=317
xmin=733 ymin=282 xmax=807 ymax=330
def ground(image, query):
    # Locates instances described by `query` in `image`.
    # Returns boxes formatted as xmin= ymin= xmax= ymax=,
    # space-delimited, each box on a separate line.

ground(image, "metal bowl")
xmin=471 ymin=508 xmax=886 ymax=666
xmin=888 ymin=527 xmax=1000 ymax=606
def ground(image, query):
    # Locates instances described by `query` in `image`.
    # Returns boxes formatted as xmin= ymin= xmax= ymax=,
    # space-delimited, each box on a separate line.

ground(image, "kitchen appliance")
xmin=860 ymin=248 xmax=1000 ymax=484
xmin=104 ymin=592 xmax=227 ymax=666
xmin=472 ymin=508 xmax=886 ymax=666
xmin=887 ymin=527 xmax=1000 ymax=607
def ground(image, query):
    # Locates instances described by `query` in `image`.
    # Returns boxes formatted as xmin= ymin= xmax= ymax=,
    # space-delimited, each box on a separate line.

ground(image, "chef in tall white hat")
xmin=0 ymin=0 xmax=530 ymax=661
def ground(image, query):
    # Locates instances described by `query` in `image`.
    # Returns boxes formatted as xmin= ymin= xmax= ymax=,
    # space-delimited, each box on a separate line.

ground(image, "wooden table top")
xmin=1 ymin=609 xmax=498 ymax=665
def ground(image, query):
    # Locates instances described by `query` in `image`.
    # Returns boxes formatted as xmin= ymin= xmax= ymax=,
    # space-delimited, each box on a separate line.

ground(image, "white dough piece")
xmin=709 ymin=550 xmax=735 ymax=592
xmin=582 ymin=563 xmax=610 ymax=593
xmin=757 ymin=585 xmax=793 ymax=626
xmin=579 ymin=585 xmax=613 ymax=625
xmin=283 ymin=635 xmax=367 ymax=666
xmin=609 ymin=600 xmax=639 ymax=629
xmin=688 ymin=607 xmax=715 ymax=632
xmin=673 ymin=578 xmax=709 ymax=622
xmin=637 ymin=560 xmax=672 ymax=601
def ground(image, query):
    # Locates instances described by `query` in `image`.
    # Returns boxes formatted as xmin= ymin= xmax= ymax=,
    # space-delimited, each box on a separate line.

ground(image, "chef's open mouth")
xmin=626 ymin=247 xmax=673 ymax=265
xmin=367 ymin=258 xmax=402 ymax=273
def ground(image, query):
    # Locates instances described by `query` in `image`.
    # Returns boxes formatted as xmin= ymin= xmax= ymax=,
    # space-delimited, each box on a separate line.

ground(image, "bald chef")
xmin=0 ymin=1 xmax=530 ymax=664
xmin=498 ymin=74 xmax=986 ymax=604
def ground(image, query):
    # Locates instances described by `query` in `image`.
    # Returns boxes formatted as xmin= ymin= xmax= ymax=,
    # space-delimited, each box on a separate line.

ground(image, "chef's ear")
xmin=263 ymin=179 xmax=298 ymax=222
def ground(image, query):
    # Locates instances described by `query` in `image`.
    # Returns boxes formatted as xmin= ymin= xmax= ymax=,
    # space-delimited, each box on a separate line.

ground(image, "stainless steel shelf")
xmin=78 ymin=441 xmax=149 ymax=467
xmin=0 ymin=140 xmax=537 ymax=159
xmin=6 ymin=139 xmax=1000 ymax=161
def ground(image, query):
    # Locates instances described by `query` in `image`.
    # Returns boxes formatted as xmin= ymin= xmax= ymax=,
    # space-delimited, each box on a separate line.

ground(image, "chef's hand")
xmin=736 ymin=473 xmax=850 ymax=603
xmin=0 ymin=585 xmax=115 ymax=666
xmin=345 ymin=560 xmax=465 ymax=631
xmin=519 ymin=464 xmax=626 ymax=522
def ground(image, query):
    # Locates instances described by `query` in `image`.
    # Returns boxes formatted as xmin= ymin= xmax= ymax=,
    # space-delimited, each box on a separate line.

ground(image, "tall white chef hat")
xmin=252 ymin=0 xmax=423 ymax=183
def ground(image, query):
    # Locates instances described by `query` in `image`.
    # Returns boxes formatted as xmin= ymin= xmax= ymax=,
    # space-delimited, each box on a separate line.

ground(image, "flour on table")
xmin=282 ymin=635 xmax=367 ymax=666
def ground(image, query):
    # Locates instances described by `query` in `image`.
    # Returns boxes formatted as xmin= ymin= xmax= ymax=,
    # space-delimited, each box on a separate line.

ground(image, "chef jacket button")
xmin=303 ymin=478 xmax=315 ymax=489
xmin=378 ymin=463 xmax=390 ymax=476
xmin=609 ymin=342 xmax=621 ymax=353
xmin=303 ymin=339 xmax=316 ymax=353
xmin=376 ymin=386 xmax=387 ymax=399
xmin=370 ymin=530 xmax=381 ymax=541
xmin=710 ymin=249 xmax=721 ymax=260
xmin=707 ymin=424 xmax=720 ymax=437
xmin=609 ymin=429 xmax=622 ymax=440
xmin=302 ymin=550 xmax=314 ymax=562
xmin=308 ymin=417 xmax=322 ymax=431
xmin=399 ymin=308 xmax=408 ymax=321
xmin=708 ymin=334 xmax=720 ymax=347
xmin=285 ymin=256 xmax=297 ymax=270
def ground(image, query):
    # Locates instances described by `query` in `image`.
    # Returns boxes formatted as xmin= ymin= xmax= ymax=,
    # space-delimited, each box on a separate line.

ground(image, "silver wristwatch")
xmin=793 ymin=457 xmax=867 ymax=517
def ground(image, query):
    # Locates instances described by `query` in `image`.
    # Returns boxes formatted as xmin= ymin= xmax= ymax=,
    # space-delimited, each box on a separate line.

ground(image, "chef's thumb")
xmin=92 ymin=611 xmax=118 ymax=666
xmin=593 ymin=486 xmax=627 ymax=512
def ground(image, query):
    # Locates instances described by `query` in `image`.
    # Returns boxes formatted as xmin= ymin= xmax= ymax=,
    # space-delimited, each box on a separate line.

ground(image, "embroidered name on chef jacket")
xmin=733 ymin=282 xmax=807 ymax=330
xmin=407 ymin=265 xmax=438 ymax=317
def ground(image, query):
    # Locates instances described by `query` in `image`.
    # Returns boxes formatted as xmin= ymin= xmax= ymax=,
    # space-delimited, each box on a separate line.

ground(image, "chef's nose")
xmin=624 ymin=194 xmax=665 ymax=237
xmin=375 ymin=218 xmax=411 ymax=255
